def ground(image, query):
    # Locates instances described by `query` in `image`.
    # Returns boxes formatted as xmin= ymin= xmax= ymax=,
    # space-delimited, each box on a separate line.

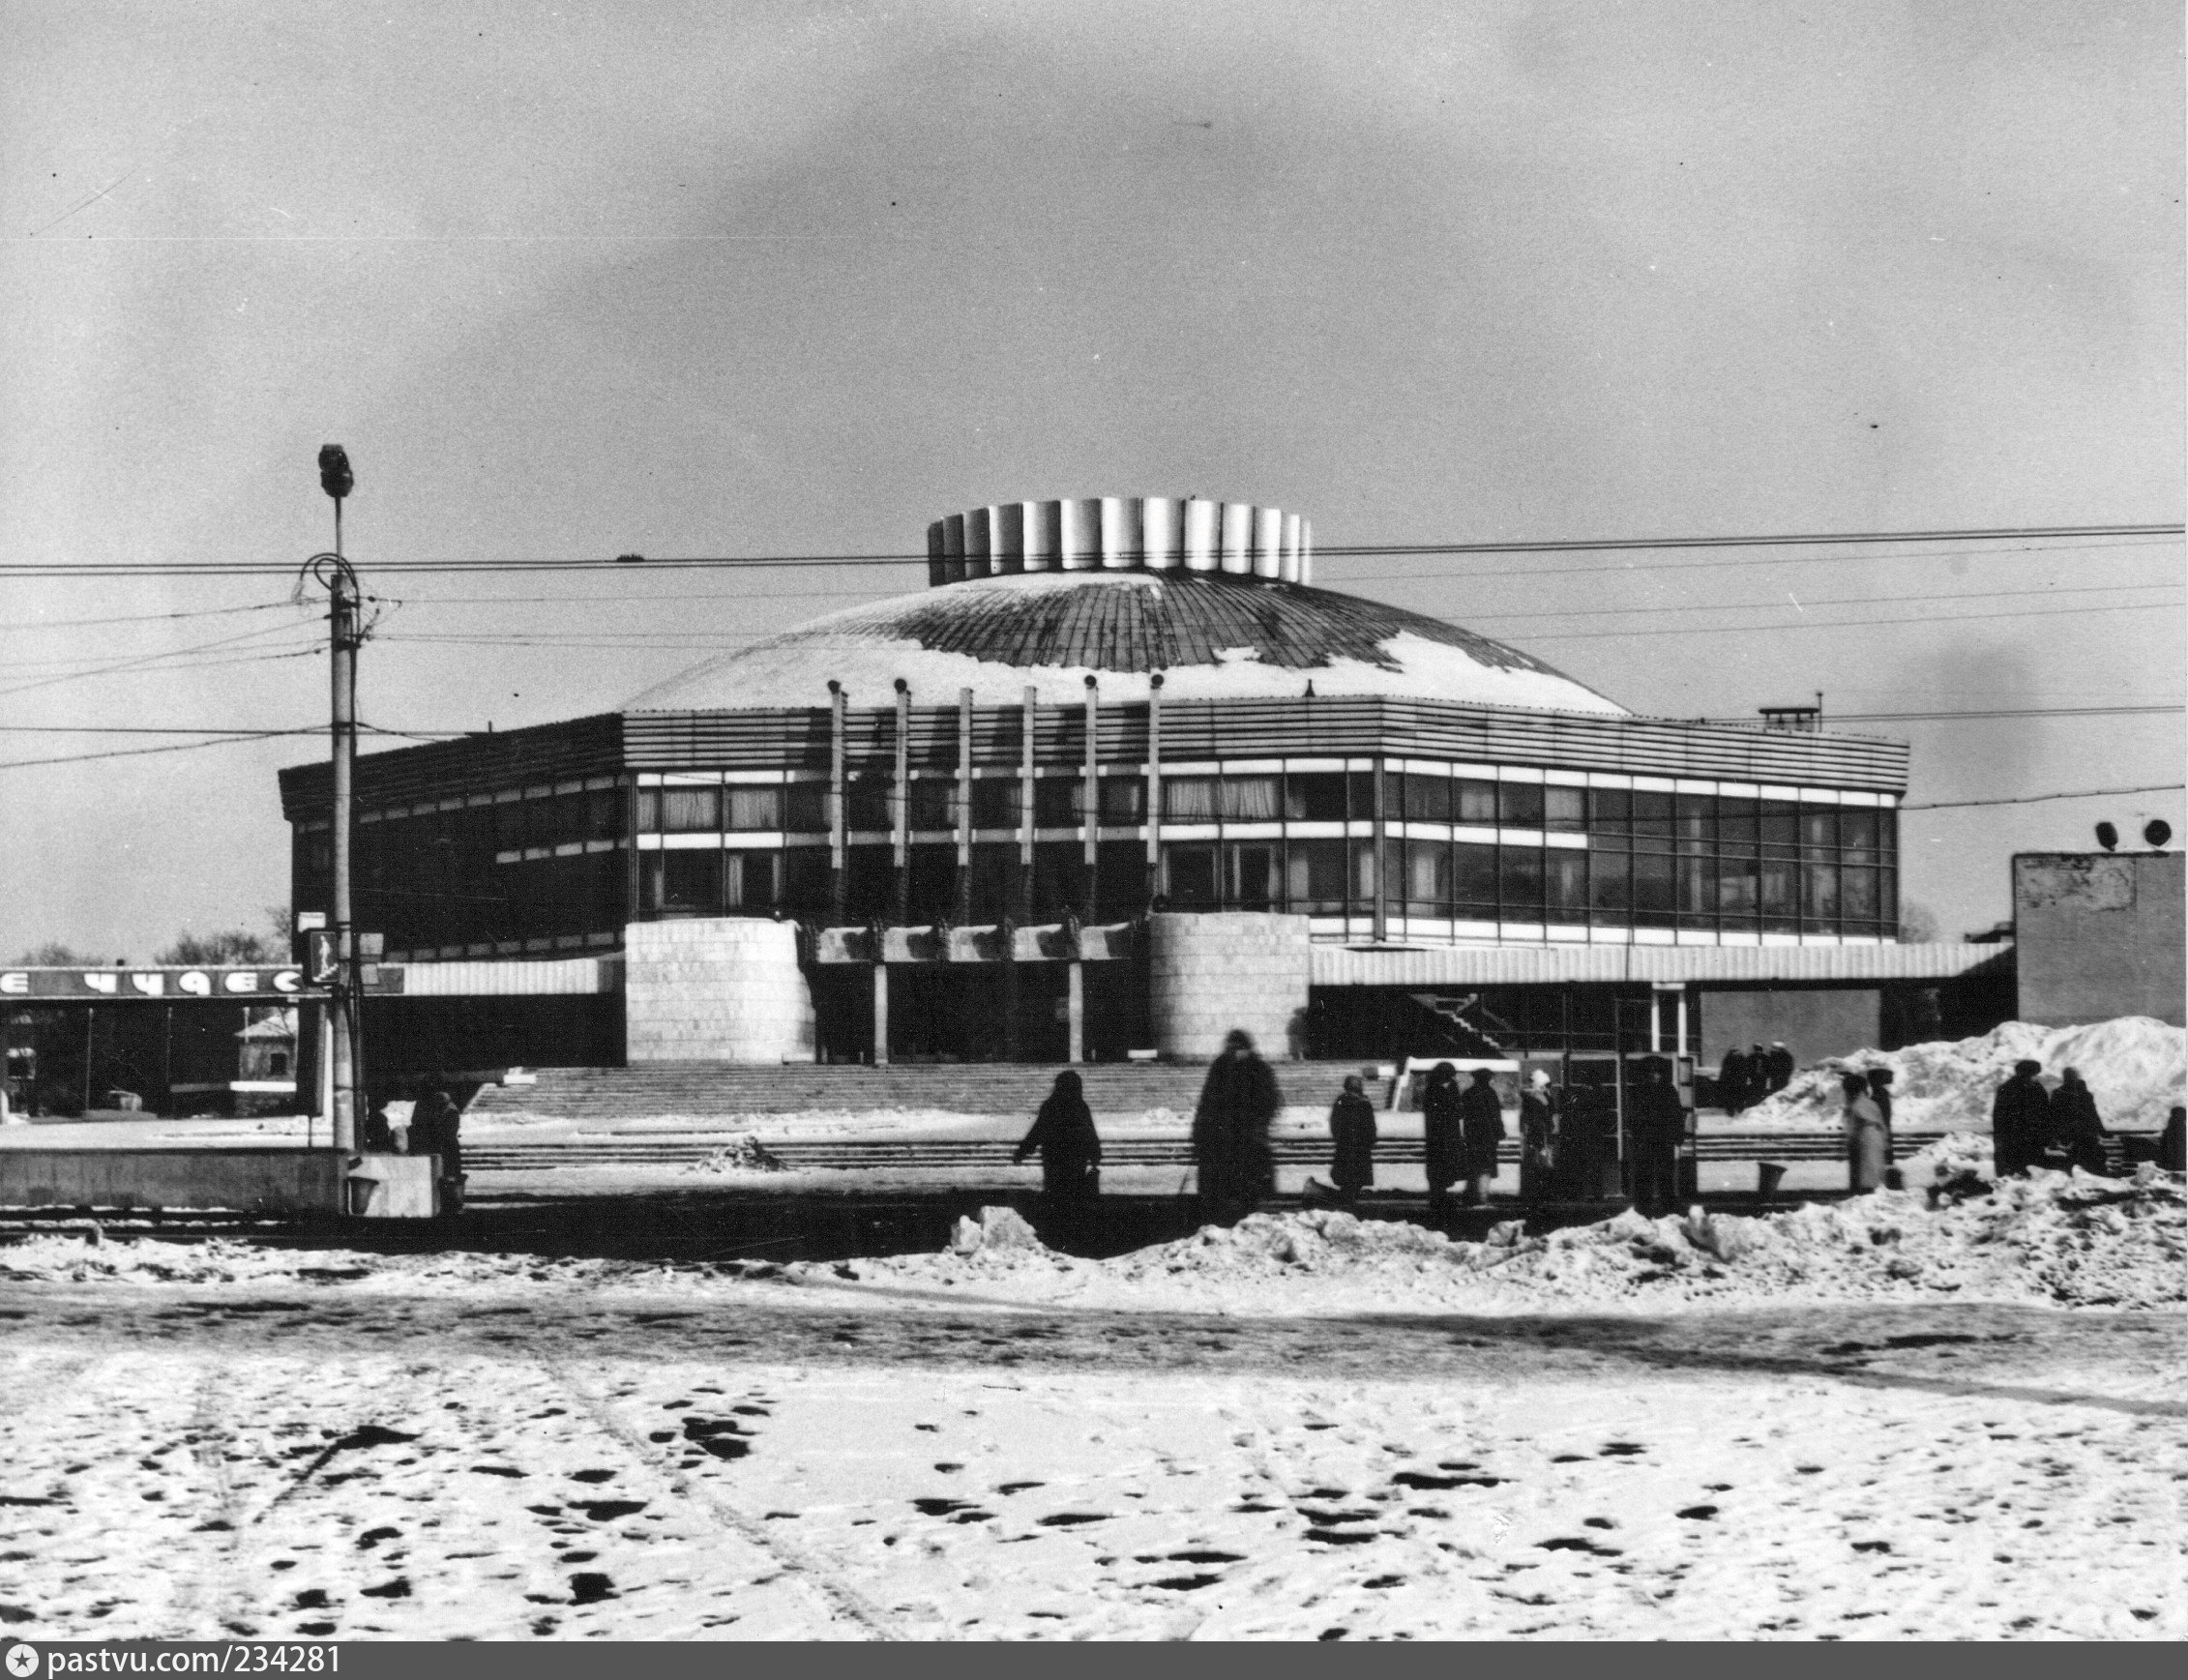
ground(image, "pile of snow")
xmin=946 ymin=1204 xmax=1045 ymax=1255
xmin=861 ymin=1135 xmax=2184 ymax=1312
xmin=1741 ymin=1017 xmax=2185 ymax=1134
xmin=683 ymin=1134 xmax=784 ymax=1174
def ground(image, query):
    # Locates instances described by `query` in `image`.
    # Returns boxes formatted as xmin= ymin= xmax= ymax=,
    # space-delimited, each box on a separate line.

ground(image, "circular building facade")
xmin=281 ymin=497 xmax=1909 ymax=1064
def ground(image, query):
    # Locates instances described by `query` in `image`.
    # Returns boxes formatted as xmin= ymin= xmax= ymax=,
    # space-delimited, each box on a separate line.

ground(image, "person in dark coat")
xmin=1326 ymin=1074 xmax=1377 ymax=1202
xmin=2158 ymin=1105 xmax=2186 ymax=1173
xmin=1458 ymin=1069 xmax=1506 ymax=1206
xmin=1718 ymin=1047 xmax=1752 ymax=1116
xmin=1627 ymin=1058 xmax=1687 ymax=1214
xmin=1192 ymin=1029 xmax=1281 ymax=1226
xmin=1991 ymin=1059 xmax=2051 ymax=1177
xmin=1421 ymin=1062 xmax=1465 ymax=1219
xmin=362 ymin=1095 xmax=396 ymax=1154
xmin=1518 ymin=1068 xmax=1560 ymax=1201
xmin=1866 ymin=1067 xmax=1900 ymax=1189
xmin=1762 ymin=1042 xmax=1795 ymax=1094
xmin=2049 ymin=1067 xmax=2110 ymax=1176
xmin=410 ymin=1087 xmax=463 ymax=1212
xmin=1016 ymin=1070 xmax=1103 ymax=1204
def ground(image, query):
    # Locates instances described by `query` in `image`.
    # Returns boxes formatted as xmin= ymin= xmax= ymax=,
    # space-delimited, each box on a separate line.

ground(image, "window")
xmin=1455 ymin=841 xmax=1498 ymax=919
xmin=1718 ymin=848 xmax=1759 ymax=921
xmin=783 ymin=847 xmax=831 ymax=913
xmin=1801 ymin=809 xmax=1838 ymax=853
xmin=1841 ymin=808 xmax=1880 ymax=865
xmin=1632 ymin=789 xmax=1673 ymax=841
xmin=1031 ymin=843 xmax=1083 ymax=919
xmin=663 ymin=787 xmax=721 ymax=833
xmin=1674 ymin=793 xmax=1712 ymax=843
xmin=1227 ymin=842 xmax=1280 ymax=908
xmin=1802 ymin=860 xmax=1839 ymax=924
xmin=1401 ymin=773 xmax=1451 ymax=824
xmin=1220 ymin=776 xmax=1281 ymax=821
xmin=726 ymin=850 xmax=779 ymax=909
xmin=969 ymin=780 xmax=1018 ymax=829
xmin=907 ymin=844 xmax=956 ymax=920
xmin=635 ymin=788 xmax=662 ymax=833
xmin=1841 ymin=866 xmax=1878 ymax=927
xmin=1500 ymin=844 xmax=1546 ymax=920
xmin=268 ymin=1051 xmax=289 ymax=1077
xmin=968 ymin=843 xmax=1016 ymax=922
xmin=1163 ymin=777 xmax=1217 ymax=822
xmin=1544 ymin=786 xmax=1587 ymax=832
xmin=784 ymin=782 xmax=829 ymax=833
xmin=1165 ymin=843 xmax=1218 ymax=907
xmin=726 ymin=786 xmax=783 ymax=832
xmin=1286 ymin=839 xmax=1348 ymax=911
xmin=1285 ymin=773 xmax=1347 ymax=822
xmin=1498 ymin=781 xmax=1545 ymax=829
xmin=1096 ymin=840 xmax=1148 ymax=921
xmin=1456 ymin=779 xmax=1497 ymax=825
xmin=661 ymin=849 xmax=723 ymax=914
xmin=1099 ymin=778 xmax=1146 ymax=824
xmin=1547 ymin=848 xmax=1588 ymax=919
xmin=907 ymin=780 xmax=954 ymax=831
xmin=1404 ymin=838 xmax=1451 ymax=915
xmin=1033 ymin=779 xmax=1081 ymax=828
xmin=1589 ymin=786 xmax=1631 ymax=836
xmin=585 ymin=788 xmax=624 ymax=840
xmin=1589 ymin=849 xmax=1632 ymax=922
xmin=846 ymin=776 xmax=892 ymax=832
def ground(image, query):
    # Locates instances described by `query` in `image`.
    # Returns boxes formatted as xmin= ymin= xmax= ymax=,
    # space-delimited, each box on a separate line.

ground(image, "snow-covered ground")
xmin=0 ymin=1144 xmax=2180 ymax=1641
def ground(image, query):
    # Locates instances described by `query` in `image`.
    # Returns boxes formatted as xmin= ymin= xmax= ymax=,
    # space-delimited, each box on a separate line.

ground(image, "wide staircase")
xmin=465 ymin=1062 xmax=1371 ymax=1122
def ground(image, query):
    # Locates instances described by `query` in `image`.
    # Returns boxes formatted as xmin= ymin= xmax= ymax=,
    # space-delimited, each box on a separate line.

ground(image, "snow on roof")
xmin=623 ymin=570 xmax=1629 ymax=716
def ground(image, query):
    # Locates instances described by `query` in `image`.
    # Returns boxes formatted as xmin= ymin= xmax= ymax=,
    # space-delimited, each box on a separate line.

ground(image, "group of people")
xmin=1717 ymin=1042 xmax=1795 ymax=1115
xmin=1012 ymin=1034 xmax=1701 ymax=1229
xmin=362 ymin=1085 xmax=465 ymax=1211
xmin=1989 ymin=1059 xmax=2118 ymax=1178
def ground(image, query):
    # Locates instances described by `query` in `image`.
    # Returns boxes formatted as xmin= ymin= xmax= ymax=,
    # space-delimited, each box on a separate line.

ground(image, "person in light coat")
xmin=1842 ymin=1072 xmax=1889 ymax=1194
xmin=1519 ymin=1069 xmax=1560 ymax=1201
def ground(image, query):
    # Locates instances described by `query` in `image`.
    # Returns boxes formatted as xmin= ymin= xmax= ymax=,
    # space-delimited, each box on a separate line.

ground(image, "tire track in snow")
xmin=539 ymin=1357 xmax=900 ymax=1640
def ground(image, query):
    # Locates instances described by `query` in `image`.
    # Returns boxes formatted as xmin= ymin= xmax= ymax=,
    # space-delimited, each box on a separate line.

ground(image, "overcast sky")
xmin=2 ymin=0 xmax=2180 ymax=959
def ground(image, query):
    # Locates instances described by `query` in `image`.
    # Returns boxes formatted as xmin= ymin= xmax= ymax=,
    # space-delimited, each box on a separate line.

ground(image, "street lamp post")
xmin=314 ymin=445 xmax=363 ymax=1155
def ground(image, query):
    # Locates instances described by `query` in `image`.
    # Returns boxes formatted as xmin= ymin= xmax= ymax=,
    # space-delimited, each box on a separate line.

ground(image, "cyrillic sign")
xmin=0 ymin=967 xmax=310 ymax=1000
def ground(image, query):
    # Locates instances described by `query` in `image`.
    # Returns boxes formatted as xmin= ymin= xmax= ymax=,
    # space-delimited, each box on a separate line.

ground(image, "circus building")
xmin=280 ymin=496 xmax=2000 ymax=1076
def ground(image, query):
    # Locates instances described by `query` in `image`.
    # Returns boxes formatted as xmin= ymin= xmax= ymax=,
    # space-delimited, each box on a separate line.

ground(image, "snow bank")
xmin=1740 ymin=1017 xmax=2185 ymax=1134
xmin=682 ymin=1134 xmax=784 ymax=1174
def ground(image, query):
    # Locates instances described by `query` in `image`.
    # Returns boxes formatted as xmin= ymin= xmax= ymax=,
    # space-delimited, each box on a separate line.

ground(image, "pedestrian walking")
xmin=1015 ymin=1070 xmax=1103 ymax=1207
xmin=1519 ymin=1068 xmax=1559 ymax=1201
xmin=410 ymin=1086 xmax=464 ymax=1213
xmin=1458 ymin=1068 xmax=1506 ymax=1207
xmin=1326 ymin=1074 xmax=1377 ymax=1203
xmin=2049 ymin=1067 xmax=2110 ymax=1176
xmin=1990 ymin=1059 xmax=2050 ymax=1177
xmin=1628 ymin=1058 xmax=1686 ymax=1214
xmin=1842 ymin=1072 xmax=1888 ymax=1193
xmin=1421 ymin=1062 xmax=1464 ymax=1219
xmin=1718 ymin=1046 xmax=1752 ymax=1116
xmin=1191 ymin=1029 xmax=1280 ymax=1227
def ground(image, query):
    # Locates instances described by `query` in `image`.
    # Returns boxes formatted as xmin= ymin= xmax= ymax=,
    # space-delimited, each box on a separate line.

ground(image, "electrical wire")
xmin=1901 ymin=782 xmax=2185 ymax=811
xmin=1 ymin=520 xmax=2177 ymax=578
xmin=0 ymin=621 xmax=322 ymax=697
xmin=1 ymin=600 xmax=306 ymax=633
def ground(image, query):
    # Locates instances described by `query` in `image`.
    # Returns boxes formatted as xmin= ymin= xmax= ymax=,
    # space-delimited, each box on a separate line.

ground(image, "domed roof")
xmin=624 ymin=569 xmax=1627 ymax=716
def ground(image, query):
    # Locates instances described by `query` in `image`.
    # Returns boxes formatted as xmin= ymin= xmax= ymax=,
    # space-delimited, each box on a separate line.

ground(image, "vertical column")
xmin=956 ymin=688 xmax=973 ymax=920
xmin=1182 ymin=498 xmax=1220 ymax=571
xmin=1219 ymin=502 xmax=1253 ymax=575
xmin=1059 ymin=498 xmax=1099 ymax=570
xmin=927 ymin=519 xmax=947 ymax=588
xmin=828 ymin=682 xmax=847 ymax=924
xmin=991 ymin=503 xmax=1024 ymax=574
xmin=891 ymin=679 xmax=910 ymax=922
xmin=1252 ymin=506 xmax=1285 ymax=577
xmin=1019 ymin=685 xmax=1037 ymax=923
xmin=1145 ymin=673 xmax=1164 ymax=906
xmin=872 ymin=962 xmax=889 ymax=1067
xmin=1676 ymin=987 xmax=1690 ymax=1058
xmin=1023 ymin=500 xmax=1060 ymax=574
xmin=941 ymin=513 xmax=966 ymax=583
xmin=1081 ymin=675 xmax=1099 ymax=921
xmin=1067 ymin=960 xmax=1084 ymax=1065
xmin=963 ymin=507 xmax=991 ymax=578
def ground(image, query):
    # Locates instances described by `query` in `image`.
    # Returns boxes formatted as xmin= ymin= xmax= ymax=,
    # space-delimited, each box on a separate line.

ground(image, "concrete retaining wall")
xmin=0 ymin=1149 xmax=343 ymax=1213
xmin=625 ymin=918 xmax=816 ymax=1063
xmin=1147 ymin=912 xmax=1313 ymax=1062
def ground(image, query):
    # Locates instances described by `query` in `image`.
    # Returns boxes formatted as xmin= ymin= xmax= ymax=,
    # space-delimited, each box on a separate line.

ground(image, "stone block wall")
xmin=625 ymin=918 xmax=816 ymax=1063
xmin=1146 ymin=912 xmax=1313 ymax=1062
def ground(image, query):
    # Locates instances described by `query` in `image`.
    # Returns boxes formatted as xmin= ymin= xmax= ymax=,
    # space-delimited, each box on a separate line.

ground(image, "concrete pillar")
xmin=1252 ymin=506 xmax=1285 ymax=577
xmin=1081 ymin=674 xmax=1099 ymax=918
xmin=1146 ymin=912 xmax=1314 ymax=1063
xmin=1220 ymin=502 xmax=1254 ymax=575
xmin=1023 ymin=500 xmax=1060 ymax=574
xmin=1100 ymin=496 xmax=1140 ymax=569
xmin=891 ymin=679 xmax=910 ymax=921
xmin=1060 ymin=498 xmax=1100 ymax=570
xmin=1145 ymin=672 xmax=1164 ymax=902
xmin=963 ymin=506 xmax=992 ymax=578
xmin=1182 ymin=498 xmax=1220 ymax=571
xmin=956 ymin=687 xmax=973 ymax=919
xmin=828 ymin=682 xmax=847 ymax=923
xmin=1067 ymin=960 xmax=1084 ymax=1064
xmin=991 ymin=503 xmax=1024 ymax=574
xmin=1301 ymin=517 xmax=1313 ymax=586
xmin=1141 ymin=497 xmax=1182 ymax=571
xmin=1019 ymin=685 xmax=1037 ymax=922
xmin=872 ymin=962 xmax=889 ymax=1066
xmin=927 ymin=519 xmax=947 ymax=588
xmin=625 ymin=918 xmax=816 ymax=1063
xmin=1280 ymin=513 xmax=1303 ymax=583
xmin=942 ymin=512 xmax=966 ymax=583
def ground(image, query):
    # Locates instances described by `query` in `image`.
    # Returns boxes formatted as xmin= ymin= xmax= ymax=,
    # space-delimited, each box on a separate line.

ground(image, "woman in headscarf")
xmin=1015 ymin=1070 xmax=1103 ymax=1206
xmin=1327 ymin=1074 xmax=1377 ymax=1203
xmin=1841 ymin=1072 xmax=1888 ymax=1194
xmin=1421 ymin=1062 xmax=1464 ymax=1219
xmin=1519 ymin=1069 xmax=1559 ymax=1202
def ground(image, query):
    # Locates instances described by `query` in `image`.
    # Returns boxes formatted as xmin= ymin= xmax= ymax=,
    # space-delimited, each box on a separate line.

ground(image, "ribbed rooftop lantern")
xmin=928 ymin=496 xmax=1311 ymax=587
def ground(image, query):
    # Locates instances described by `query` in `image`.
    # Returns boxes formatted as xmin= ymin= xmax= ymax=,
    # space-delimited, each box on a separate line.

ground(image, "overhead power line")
xmin=1 ymin=521 xmax=2177 ymax=578
xmin=1901 ymin=782 xmax=2185 ymax=811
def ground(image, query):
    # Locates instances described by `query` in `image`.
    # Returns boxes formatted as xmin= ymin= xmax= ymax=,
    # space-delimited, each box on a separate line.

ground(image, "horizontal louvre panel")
xmin=279 ymin=714 xmax=623 ymax=818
